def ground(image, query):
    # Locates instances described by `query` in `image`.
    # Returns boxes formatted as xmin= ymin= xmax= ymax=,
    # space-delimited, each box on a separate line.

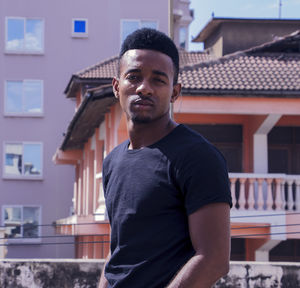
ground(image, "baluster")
xmin=239 ymin=178 xmax=246 ymax=210
xmin=98 ymin=186 xmax=105 ymax=206
xmin=281 ymin=180 xmax=287 ymax=210
xmin=295 ymin=180 xmax=300 ymax=211
xmin=257 ymin=178 xmax=264 ymax=210
xmin=248 ymin=178 xmax=255 ymax=210
xmin=287 ymin=179 xmax=294 ymax=211
xmin=266 ymin=178 xmax=274 ymax=210
xmin=275 ymin=178 xmax=283 ymax=210
xmin=230 ymin=178 xmax=237 ymax=210
xmin=72 ymin=183 xmax=77 ymax=215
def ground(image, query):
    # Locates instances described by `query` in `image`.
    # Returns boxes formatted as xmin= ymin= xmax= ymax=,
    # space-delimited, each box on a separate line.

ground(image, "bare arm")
xmin=167 ymin=202 xmax=231 ymax=288
xmin=98 ymin=251 xmax=111 ymax=288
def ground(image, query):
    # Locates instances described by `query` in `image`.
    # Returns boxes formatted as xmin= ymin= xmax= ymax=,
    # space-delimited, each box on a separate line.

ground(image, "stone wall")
xmin=215 ymin=262 xmax=300 ymax=288
xmin=0 ymin=259 xmax=104 ymax=288
xmin=1 ymin=260 xmax=300 ymax=288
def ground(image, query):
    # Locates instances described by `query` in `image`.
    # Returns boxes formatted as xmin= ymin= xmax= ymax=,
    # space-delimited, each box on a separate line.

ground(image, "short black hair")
xmin=119 ymin=28 xmax=179 ymax=84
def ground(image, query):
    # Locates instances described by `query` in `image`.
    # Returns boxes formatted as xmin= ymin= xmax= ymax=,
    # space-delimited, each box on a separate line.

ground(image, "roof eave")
xmin=181 ymin=88 xmax=300 ymax=98
xmin=61 ymin=85 xmax=115 ymax=151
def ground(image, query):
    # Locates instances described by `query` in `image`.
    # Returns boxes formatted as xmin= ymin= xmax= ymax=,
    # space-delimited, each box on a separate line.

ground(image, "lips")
xmin=132 ymin=98 xmax=154 ymax=107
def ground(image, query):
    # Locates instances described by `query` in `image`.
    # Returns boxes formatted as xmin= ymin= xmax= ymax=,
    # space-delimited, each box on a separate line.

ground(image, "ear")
xmin=170 ymin=83 xmax=181 ymax=103
xmin=112 ymin=77 xmax=120 ymax=99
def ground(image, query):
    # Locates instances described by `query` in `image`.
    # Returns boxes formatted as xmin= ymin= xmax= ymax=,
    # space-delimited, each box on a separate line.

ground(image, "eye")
xmin=153 ymin=77 xmax=166 ymax=84
xmin=125 ymin=74 xmax=140 ymax=82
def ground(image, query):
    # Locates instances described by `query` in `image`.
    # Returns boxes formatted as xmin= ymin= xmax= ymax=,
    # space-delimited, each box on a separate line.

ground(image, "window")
xmin=2 ymin=206 xmax=41 ymax=241
xmin=6 ymin=17 xmax=44 ymax=53
xmin=121 ymin=19 xmax=158 ymax=44
xmin=5 ymin=80 xmax=43 ymax=116
xmin=4 ymin=142 xmax=42 ymax=179
xmin=179 ymin=27 xmax=187 ymax=49
xmin=72 ymin=19 xmax=88 ymax=37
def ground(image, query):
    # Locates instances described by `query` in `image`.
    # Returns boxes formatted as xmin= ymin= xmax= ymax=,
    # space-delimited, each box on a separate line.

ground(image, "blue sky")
xmin=189 ymin=0 xmax=300 ymax=51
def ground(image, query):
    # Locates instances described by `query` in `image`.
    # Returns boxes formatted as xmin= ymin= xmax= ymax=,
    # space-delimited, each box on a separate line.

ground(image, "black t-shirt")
xmin=103 ymin=124 xmax=232 ymax=288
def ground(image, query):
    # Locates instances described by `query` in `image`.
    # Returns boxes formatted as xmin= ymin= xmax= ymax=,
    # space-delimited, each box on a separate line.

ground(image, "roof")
xmin=181 ymin=30 xmax=300 ymax=96
xmin=64 ymin=50 xmax=212 ymax=97
xmin=193 ymin=17 xmax=300 ymax=43
xmin=60 ymin=30 xmax=300 ymax=150
xmin=61 ymin=85 xmax=116 ymax=150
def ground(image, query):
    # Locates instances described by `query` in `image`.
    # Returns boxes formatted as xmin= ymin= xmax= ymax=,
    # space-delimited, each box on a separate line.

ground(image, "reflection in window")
xmin=121 ymin=20 xmax=158 ymax=44
xmin=179 ymin=27 xmax=187 ymax=49
xmin=4 ymin=143 xmax=42 ymax=177
xmin=6 ymin=18 xmax=44 ymax=52
xmin=5 ymin=80 xmax=43 ymax=115
xmin=3 ymin=206 xmax=40 ymax=239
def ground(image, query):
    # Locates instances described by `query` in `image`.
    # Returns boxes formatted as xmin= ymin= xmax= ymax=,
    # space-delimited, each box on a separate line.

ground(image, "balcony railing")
xmin=229 ymin=173 xmax=300 ymax=212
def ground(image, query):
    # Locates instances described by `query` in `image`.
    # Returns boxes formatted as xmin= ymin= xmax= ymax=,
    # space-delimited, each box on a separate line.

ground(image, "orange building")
xmin=54 ymin=30 xmax=300 ymax=261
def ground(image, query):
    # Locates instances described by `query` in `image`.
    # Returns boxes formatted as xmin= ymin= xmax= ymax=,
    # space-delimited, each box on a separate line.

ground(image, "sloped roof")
xmin=60 ymin=31 xmax=300 ymax=150
xmin=64 ymin=50 xmax=212 ymax=96
xmin=181 ymin=30 xmax=300 ymax=96
xmin=75 ymin=49 xmax=212 ymax=79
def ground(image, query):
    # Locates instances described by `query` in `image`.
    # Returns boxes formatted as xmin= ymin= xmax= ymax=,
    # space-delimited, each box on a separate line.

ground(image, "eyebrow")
xmin=124 ymin=68 xmax=169 ymax=79
xmin=152 ymin=70 xmax=169 ymax=79
xmin=124 ymin=68 xmax=141 ymax=75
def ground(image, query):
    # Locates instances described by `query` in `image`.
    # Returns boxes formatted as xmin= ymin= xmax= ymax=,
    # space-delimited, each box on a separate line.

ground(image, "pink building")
xmin=1 ymin=0 xmax=193 ymax=258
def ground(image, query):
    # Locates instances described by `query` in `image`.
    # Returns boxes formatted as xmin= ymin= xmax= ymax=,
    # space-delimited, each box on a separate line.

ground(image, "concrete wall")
xmin=221 ymin=22 xmax=300 ymax=56
xmin=204 ymin=21 xmax=300 ymax=56
xmin=1 ymin=260 xmax=300 ymax=288
xmin=0 ymin=259 xmax=104 ymax=288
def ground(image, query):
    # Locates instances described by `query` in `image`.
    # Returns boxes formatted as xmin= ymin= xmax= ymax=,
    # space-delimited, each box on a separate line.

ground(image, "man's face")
xmin=113 ymin=49 xmax=181 ymax=124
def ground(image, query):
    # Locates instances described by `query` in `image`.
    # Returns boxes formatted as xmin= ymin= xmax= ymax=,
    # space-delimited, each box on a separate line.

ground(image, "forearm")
xmin=98 ymin=252 xmax=110 ymax=288
xmin=166 ymin=253 xmax=229 ymax=288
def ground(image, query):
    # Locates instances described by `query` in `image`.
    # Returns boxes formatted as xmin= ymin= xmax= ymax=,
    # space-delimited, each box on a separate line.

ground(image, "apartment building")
xmin=0 ymin=0 xmax=193 ymax=258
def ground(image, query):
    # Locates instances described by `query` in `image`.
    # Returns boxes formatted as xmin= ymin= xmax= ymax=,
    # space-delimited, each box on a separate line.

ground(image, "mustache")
xmin=131 ymin=95 xmax=154 ymax=105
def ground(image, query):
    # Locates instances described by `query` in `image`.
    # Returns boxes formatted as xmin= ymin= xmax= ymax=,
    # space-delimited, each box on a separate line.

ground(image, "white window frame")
xmin=2 ymin=205 xmax=42 ymax=244
xmin=120 ymin=19 xmax=159 ymax=46
xmin=5 ymin=17 xmax=45 ymax=54
xmin=72 ymin=18 xmax=88 ymax=38
xmin=4 ymin=79 xmax=44 ymax=117
xmin=3 ymin=141 xmax=43 ymax=180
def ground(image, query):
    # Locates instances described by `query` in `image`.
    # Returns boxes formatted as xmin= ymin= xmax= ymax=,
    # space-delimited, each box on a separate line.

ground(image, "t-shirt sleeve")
xmin=177 ymin=143 xmax=232 ymax=215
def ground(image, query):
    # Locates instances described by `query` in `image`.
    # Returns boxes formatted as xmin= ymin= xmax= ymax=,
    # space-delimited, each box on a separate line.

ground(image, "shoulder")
xmin=164 ymin=124 xmax=226 ymax=166
xmin=103 ymin=140 xmax=129 ymax=168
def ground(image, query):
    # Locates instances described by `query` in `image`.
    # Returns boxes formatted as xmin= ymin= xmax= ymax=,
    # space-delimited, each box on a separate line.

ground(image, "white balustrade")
xmin=229 ymin=173 xmax=300 ymax=212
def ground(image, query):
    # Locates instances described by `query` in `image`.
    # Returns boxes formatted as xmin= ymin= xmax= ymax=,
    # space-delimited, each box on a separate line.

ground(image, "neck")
xmin=127 ymin=117 xmax=177 ymax=149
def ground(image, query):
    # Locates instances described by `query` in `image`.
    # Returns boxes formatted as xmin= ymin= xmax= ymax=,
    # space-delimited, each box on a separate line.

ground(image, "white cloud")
xmin=6 ymin=39 xmax=24 ymax=50
xmin=25 ymin=33 xmax=42 ymax=51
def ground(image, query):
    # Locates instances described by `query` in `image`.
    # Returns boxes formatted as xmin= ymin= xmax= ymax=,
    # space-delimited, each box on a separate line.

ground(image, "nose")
xmin=136 ymin=79 xmax=153 ymax=96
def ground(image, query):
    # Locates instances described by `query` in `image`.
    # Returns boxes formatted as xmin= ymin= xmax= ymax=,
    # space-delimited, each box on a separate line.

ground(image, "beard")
xmin=131 ymin=115 xmax=152 ymax=124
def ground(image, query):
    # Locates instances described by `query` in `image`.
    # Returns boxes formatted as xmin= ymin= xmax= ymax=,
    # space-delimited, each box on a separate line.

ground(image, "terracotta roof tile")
xmin=76 ymin=56 xmax=119 ymax=79
xmin=180 ymin=53 xmax=300 ymax=93
xmin=70 ymin=31 xmax=300 ymax=96
xmin=180 ymin=31 xmax=300 ymax=94
xmin=75 ymin=50 xmax=212 ymax=79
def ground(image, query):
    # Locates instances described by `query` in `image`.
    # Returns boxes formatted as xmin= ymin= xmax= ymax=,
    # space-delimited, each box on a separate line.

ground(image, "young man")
xmin=98 ymin=28 xmax=232 ymax=288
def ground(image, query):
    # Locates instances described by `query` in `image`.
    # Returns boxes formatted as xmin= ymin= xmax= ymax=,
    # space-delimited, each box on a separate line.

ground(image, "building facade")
xmin=0 ymin=0 xmax=192 ymax=258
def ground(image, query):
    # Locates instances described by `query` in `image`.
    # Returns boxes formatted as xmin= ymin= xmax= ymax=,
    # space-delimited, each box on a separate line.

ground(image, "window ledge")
xmin=72 ymin=33 xmax=88 ymax=38
xmin=5 ymin=50 xmax=44 ymax=56
xmin=3 ymin=175 xmax=43 ymax=181
xmin=4 ymin=113 xmax=44 ymax=118
xmin=6 ymin=238 xmax=42 ymax=245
